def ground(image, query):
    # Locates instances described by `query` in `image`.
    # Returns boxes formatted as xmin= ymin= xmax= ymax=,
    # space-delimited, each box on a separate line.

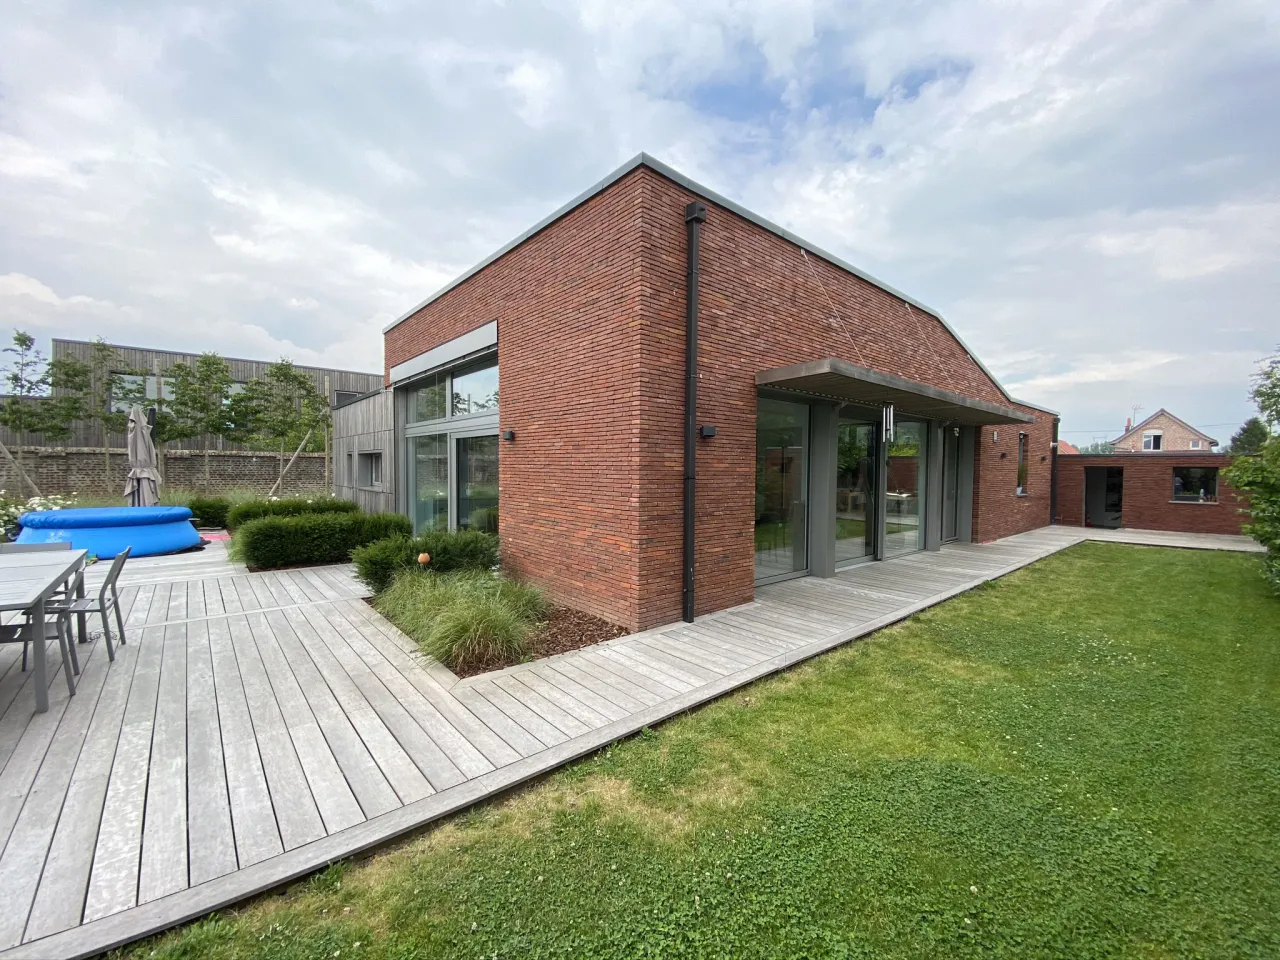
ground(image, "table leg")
xmin=75 ymin=567 xmax=87 ymax=644
xmin=31 ymin=597 xmax=48 ymax=714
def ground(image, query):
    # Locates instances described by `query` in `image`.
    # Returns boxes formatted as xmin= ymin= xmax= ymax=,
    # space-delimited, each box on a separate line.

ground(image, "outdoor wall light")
xmin=1000 ymin=451 xmax=1008 ymax=459
xmin=699 ymin=424 xmax=717 ymax=439
xmin=501 ymin=430 xmax=515 ymax=442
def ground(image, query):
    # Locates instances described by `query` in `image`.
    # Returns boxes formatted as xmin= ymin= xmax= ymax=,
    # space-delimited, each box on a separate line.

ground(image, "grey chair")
xmin=0 ymin=542 xmax=73 ymax=554
xmin=0 ymin=610 xmax=77 ymax=699
xmin=49 ymin=547 xmax=130 ymax=662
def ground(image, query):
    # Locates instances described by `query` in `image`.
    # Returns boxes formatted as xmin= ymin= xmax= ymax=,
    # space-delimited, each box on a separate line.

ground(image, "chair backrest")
xmin=98 ymin=546 xmax=132 ymax=604
xmin=0 ymin=542 xmax=73 ymax=553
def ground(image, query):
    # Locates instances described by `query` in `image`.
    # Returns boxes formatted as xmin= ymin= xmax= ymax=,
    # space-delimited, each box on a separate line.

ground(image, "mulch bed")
xmin=445 ymin=605 xmax=628 ymax=679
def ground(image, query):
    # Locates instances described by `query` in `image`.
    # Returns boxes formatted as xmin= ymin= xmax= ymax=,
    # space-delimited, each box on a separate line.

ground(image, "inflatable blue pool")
xmin=17 ymin=506 xmax=201 ymax=559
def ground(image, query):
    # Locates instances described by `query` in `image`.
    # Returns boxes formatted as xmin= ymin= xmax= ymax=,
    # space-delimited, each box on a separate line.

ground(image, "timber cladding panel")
xmin=1056 ymin=454 xmax=1247 ymax=535
xmin=386 ymin=163 xmax=1052 ymax=630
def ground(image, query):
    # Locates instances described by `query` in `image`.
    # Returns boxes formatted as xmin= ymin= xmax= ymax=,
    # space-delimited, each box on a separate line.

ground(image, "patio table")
xmin=0 ymin=549 xmax=89 ymax=713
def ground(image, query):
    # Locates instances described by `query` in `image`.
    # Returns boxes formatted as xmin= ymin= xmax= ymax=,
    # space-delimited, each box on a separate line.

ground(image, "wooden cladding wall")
xmin=332 ymin=389 xmax=395 ymax=514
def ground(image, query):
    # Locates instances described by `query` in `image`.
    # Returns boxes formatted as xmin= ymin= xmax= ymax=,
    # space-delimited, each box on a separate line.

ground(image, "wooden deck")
xmin=0 ymin=527 xmax=1262 ymax=958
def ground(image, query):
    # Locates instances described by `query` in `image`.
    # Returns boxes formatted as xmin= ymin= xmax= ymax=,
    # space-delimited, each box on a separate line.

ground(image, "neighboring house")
xmin=4 ymin=339 xmax=382 ymax=452
xmin=361 ymin=153 xmax=1060 ymax=631
xmin=1110 ymin=409 xmax=1217 ymax=453
xmin=1057 ymin=440 xmax=1081 ymax=455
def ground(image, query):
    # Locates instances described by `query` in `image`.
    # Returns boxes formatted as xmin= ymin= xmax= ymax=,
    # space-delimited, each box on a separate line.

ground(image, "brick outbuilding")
xmin=377 ymin=154 xmax=1058 ymax=630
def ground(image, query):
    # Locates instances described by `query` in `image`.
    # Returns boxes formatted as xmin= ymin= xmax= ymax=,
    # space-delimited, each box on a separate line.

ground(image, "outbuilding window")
xmin=1172 ymin=466 xmax=1217 ymax=502
xmin=1016 ymin=433 xmax=1028 ymax=495
xmin=1142 ymin=430 xmax=1163 ymax=451
xmin=358 ymin=451 xmax=383 ymax=488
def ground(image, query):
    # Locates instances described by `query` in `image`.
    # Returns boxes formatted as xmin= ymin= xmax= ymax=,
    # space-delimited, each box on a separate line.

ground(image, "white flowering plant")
xmin=0 ymin=490 xmax=78 ymax=541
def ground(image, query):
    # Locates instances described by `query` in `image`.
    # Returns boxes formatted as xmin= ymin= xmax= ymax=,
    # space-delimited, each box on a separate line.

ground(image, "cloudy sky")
xmin=2 ymin=0 xmax=1277 ymax=444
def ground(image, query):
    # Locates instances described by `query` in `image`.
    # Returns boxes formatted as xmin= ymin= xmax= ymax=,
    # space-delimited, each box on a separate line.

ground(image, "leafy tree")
xmin=169 ymin=353 xmax=234 ymax=488
xmin=0 ymin=331 xmax=77 ymax=495
xmin=1226 ymin=349 xmax=1280 ymax=591
xmin=48 ymin=338 xmax=145 ymax=490
xmin=1078 ymin=441 xmax=1114 ymax=455
xmin=1228 ymin=417 xmax=1269 ymax=457
xmin=235 ymin=360 xmax=330 ymax=490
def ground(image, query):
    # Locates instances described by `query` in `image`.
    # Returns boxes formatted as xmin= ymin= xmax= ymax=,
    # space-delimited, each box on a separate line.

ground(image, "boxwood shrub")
xmin=352 ymin=528 xmax=500 ymax=593
xmin=226 ymin=496 xmax=358 ymax=531
xmin=238 ymin=511 xmax=411 ymax=570
xmin=187 ymin=496 xmax=231 ymax=529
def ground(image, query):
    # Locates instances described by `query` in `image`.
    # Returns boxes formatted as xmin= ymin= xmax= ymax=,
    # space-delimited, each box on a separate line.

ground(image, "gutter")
xmin=683 ymin=201 xmax=707 ymax=624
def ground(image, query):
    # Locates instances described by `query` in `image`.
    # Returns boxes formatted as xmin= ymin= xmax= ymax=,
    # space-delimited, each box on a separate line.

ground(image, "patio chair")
xmin=0 ymin=609 xmax=77 ymax=699
xmin=49 ymin=547 xmax=130 ymax=663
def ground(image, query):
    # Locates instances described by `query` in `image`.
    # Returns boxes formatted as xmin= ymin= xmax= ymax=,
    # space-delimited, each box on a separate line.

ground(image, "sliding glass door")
xmin=884 ymin=420 xmax=926 ymax=558
xmin=755 ymin=397 xmax=809 ymax=582
xmin=409 ymin=434 xmax=449 ymax=533
xmin=835 ymin=417 xmax=877 ymax=565
xmin=456 ymin=434 xmax=499 ymax=533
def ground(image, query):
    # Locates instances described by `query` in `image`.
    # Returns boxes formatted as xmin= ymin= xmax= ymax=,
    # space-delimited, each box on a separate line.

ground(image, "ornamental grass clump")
xmin=374 ymin=569 xmax=548 ymax=673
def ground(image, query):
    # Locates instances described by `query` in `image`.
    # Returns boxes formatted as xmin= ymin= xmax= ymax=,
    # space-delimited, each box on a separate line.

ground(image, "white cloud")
xmin=0 ymin=0 xmax=1274 ymax=430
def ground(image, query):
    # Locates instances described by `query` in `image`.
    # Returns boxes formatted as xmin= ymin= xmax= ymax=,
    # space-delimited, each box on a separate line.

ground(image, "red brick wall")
xmin=385 ymin=172 xmax=650 ymax=627
xmin=633 ymin=169 xmax=1045 ymax=626
xmin=971 ymin=414 xmax=1056 ymax=542
xmin=385 ymin=162 xmax=1053 ymax=630
xmin=1056 ymin=454 xmax=1247 ymax=534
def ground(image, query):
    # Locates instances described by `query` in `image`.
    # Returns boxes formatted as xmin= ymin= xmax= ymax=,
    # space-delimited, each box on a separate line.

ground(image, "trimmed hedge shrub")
xmin=352 ymin=528 xmax=500 ymax=593
xmin=238 ymin=511 xmax=411 ymax=570
xmin=226 ymin=496 xmax=358 ymax=532
xmin=187 ymin=496 xmax=231 ymax=529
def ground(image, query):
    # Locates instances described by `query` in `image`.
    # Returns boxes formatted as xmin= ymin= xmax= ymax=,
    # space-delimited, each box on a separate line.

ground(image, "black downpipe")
xmin=682 ymin=201 xmax=707 ymax=623
xmin=1049 ymin=417 xmax=1060 ymax=524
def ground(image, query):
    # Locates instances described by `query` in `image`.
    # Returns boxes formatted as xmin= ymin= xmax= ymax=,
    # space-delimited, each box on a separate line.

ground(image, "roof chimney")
xmin=1125 ymin=417 xmax=1131 ymax=431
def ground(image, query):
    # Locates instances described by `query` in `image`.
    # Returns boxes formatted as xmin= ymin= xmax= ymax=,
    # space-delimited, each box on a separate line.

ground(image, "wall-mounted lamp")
xmin=501 ymin=430 xmax=515 ymax=442
xmin=1040 ymin=455 xmax=1047 ymax=462
xmin=699 ymin=424 xmax=717 ymax=439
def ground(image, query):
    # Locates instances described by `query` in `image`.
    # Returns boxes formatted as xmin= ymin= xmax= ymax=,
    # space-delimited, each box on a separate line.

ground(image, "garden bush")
xmin=352 ymin=528 xmax=500 ymax=593
xmin=226 ymin=496 xmax=358 ymax=532
xmin=237 ymin=511 xmax=411 ymax=570
xmin=374 ymin=569 xmax=548 ymax=672
xmin=187 ymin=496 xmax=231 ymax=529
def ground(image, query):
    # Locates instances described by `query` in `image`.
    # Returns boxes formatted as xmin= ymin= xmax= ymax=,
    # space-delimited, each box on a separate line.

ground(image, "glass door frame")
xmin=834 ymin=412 xmax=881 ymax=571
xmin=754 ymin=393 xmax=812 ymax=586
xmin=450 ymin=425 xmax=500 ymax=532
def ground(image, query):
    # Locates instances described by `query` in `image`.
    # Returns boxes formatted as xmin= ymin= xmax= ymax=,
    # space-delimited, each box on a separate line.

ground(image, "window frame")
xmin=1171 ymin=466 xmax=1218 ymax=503
xmin=1189 ymin=439 xmax=1202 ymax=450
xmin=357 ymin=450 xmax=384 ymax=489
xmin=1142 ymin=430 xmax=1163 ymax=451
xmin=1016 ymin=432 xmax=1029 ymax=496
xmin=404 ymin=355 xmax=498 ymax=428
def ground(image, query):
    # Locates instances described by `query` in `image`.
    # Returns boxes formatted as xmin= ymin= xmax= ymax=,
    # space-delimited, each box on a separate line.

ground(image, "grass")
xmin=123 ymin=543 xmax=1280 ymax=959
xmin=374 ymin=570 xmax=550 ymax=672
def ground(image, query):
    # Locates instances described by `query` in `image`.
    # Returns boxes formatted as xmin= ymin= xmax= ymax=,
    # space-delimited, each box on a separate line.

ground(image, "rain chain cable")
xmin=800 ymin=247 xmax=869 ymax=367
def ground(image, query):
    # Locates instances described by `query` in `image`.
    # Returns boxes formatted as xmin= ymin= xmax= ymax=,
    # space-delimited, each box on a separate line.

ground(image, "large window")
xmin=410 ymin=434 xmax=450 ymax=531
xmin=755 ymin=397 xmax=809 ymax=582
xmin=409 ymin=371 xmax=447 ymax=423
xmin=1173 ymin=467 xmax=1217 ymax=502
xmin=452 ymin=362 xmax=499 ymax=416
xmin=1143 ymin=430 xmax=1163 ymax=451
xmin=457 ymin=435 xmax=499 ymax=532
xmin=835 ymin=417 xmax=877 ymax=565
xmin=357 ymin=451 xmax=383 ymax=488
xmin=884 ymin=420 xmax=926 ymax=557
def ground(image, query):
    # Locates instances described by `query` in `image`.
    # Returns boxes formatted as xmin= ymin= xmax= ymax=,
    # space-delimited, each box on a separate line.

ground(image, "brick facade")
xmin=1056 ymin=454 xmax=1247 ymax=535
xmin=386 ymin=162 xmax=1054 ymax=630
xmin=971 ymin=417 xmax=1057 ymax=542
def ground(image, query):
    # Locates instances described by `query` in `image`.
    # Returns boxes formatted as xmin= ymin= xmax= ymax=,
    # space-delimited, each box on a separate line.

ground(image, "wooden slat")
xmin=183 ymin=620 xmax=236 ymax=887
xmin=138 ymin=625 xmax=188 ymax=904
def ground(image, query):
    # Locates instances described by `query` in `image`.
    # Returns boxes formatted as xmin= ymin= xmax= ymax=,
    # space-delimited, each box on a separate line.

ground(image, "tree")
xmin=0 ymin=331 xmax=77 ymax=495
xmin=239 ymin=360 xmax=330 ymax=492
xmin=1229 ymin=417 xmax=1269 ymax=457
xmin=49 ymin=338 xmax=146 ymax=491
xmin=169 ymin=353 xmax=234 ymax=488
xmin=1078 ymin=441 xmax=1114 ymax=455
xmin=1225 ymin=348 xmax=1280 ymax=591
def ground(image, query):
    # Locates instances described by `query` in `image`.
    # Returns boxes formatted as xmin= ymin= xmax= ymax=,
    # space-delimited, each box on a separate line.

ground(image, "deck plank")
xmin=183 ymin=619 xmax=236 ymax=887
xmin=138 ymin=625 xmax=189 ymax=904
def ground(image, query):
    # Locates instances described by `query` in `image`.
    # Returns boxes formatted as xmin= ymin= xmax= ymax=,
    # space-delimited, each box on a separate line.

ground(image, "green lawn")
xmin=128 ymin=544 xmax=1280 ymax=959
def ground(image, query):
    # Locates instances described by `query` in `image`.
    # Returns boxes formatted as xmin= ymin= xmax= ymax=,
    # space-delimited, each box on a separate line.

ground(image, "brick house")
xmin=1056 ymin=452 xmax=1246 ymax=535
xmin=377 ymin=154 xmax=1058 ymax=630
xmin=1111 ymin=409 xmax=1218 ymax=453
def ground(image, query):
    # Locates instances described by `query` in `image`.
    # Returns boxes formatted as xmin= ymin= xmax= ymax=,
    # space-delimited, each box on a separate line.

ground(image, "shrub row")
xmin=237 ymin=511 xmax=411 ymax=570
xmin=374 ymin=570 xmax=548 ymax=673
xmin=226 ymin=496 xmax=358 ymax=531
xmin=187 ymin=496 xmax=231 ymax=529
xmin=352 ymin=529 xmax=499 ymax=593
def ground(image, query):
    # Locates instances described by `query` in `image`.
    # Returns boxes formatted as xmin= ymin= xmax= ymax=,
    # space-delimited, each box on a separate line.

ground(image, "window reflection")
xmin=451 ymin=363 xmax=498 ymax=416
